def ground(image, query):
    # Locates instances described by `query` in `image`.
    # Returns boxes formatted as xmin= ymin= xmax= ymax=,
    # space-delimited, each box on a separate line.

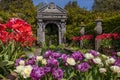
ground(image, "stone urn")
xmin=102 ymin=47 xmax=114 ymax=56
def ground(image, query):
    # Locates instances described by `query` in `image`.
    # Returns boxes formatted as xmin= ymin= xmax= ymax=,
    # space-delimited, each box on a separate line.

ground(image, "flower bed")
xmin=72 ymin=34 xmax=94 ymax=48
xmin=14 ymin=50 xmax=120 ymax=80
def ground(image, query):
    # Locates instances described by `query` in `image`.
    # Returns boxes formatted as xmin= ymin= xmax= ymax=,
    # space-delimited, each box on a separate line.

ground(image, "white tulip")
xmin=42 ymin=59 xmax=47 ymax=65
xmin=110 ymin=66 xmax=120 ymax=73
xmin=66 ymin=57 xmax=76 ymax=66
xmin=19 ymin=60 xmax=25 ymax=66
xmin=93 ymin=57 xmax=102 ymax=65
xmin=36 ymin=56 xmax=43 ymax=61
xmin=101 ymin=54 xmax=109 ymax=59
xmin=99 ymin=68 xmax=107 ymax=73
xmin=84 ymin=53 xmax=94 ymax=60
xmin=22 ymin=65 xmax=33 ymax=78
xmin=14 ymin=65 xmax=25 ymax=73
xmin=117 ymin=52 xmax=120 ymax=57
xmin=106 ymin=57 xmax=115 ymax=65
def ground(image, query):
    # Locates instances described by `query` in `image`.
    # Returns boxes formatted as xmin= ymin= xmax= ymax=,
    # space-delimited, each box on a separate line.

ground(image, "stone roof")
xmin=37 ymin=2 xmax=67 ymax=14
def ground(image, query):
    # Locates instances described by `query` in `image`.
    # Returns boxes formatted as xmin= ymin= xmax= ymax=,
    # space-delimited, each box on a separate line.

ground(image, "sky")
xmin=33 ymin=0 xmax=94 ymax=10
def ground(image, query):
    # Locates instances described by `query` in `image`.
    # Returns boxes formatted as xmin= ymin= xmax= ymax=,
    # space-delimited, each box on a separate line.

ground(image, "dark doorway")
xmin=45 ymin=23 xmax=59 ymax=46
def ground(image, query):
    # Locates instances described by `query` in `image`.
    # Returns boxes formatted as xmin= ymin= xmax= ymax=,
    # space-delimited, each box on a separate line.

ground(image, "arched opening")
xmin=45 ymin=23 xmax=59 ymax=46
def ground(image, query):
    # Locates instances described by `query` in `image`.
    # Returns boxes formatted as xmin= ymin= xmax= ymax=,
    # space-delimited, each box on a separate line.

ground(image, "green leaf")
xmin=68 ymin=72 xmax=76 ymax=80
xmin=62 ymin=79 xmax=67 ymax=80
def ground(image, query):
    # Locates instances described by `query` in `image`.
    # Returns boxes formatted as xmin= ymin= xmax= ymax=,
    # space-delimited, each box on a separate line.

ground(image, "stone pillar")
xmin=61 ymin=19 xmax=66 ymax=44
xmin=42 ymin=25 xmax=45 ymax=43
xmin=37 ymin=21 xmax=43 ymax=44
xmin=80 ymin=22 xmax=85 ymax=48
xmin=58 ymin=24 xmax=62 ymax=44
xmin=95 ymin=18 xmax=102 ymax=51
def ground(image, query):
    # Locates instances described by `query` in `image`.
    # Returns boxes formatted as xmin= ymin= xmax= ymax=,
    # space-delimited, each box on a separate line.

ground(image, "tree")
xmin=92 ymin=0 xmax=120 ymax=12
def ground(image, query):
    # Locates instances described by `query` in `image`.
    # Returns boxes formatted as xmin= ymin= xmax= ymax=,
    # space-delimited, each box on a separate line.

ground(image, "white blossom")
xmin=99 ymin=68 xmax=107 ymax=73
xmin=66 ymin=57 xmax=76 ymax=66
xmin=84 ymin=53 xmax=94 ymax=60
xmin=110 ymin=66 xmax=120 ymax=73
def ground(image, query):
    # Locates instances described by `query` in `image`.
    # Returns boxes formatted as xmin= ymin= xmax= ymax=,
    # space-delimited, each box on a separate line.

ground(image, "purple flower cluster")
xmin=61 ymin=54 xmax=69 ymax=61
xmin=44 ymin=50 xmax=61 ymax=59
xmin=30 ymin=65 xmax=45 ymax=80
xmin=88 ymin=50 xmax=99 ymax=57
xmin=77 ymin=62 xmax=90 ymax=72
xmin=47 ymin=58 xmax=59 ymax=67
xmin=15 ymin=58 xmax=23 ymax=66
xmin=114 ymin=59 xmax=120 ymax=67
xmin=72 ymin=51 xmax=84 ymax=61
xmin=52 ymin=68 xmax=63 ymax=80
xmin=26 ymin=56 xmax=36 ymax=65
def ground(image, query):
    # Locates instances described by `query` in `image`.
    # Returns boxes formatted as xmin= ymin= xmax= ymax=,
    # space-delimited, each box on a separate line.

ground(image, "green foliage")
xmin=92 ymin=0 xmax=120 ymax=12
xmin=64 ymin=0 xmax=120 ymax=44
xmin=0 ymin=41 xmax=24 ymax=77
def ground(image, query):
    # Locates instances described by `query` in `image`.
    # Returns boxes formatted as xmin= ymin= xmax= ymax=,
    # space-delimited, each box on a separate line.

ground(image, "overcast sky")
xmin=33 ymin=0 xmax=94 ymax=10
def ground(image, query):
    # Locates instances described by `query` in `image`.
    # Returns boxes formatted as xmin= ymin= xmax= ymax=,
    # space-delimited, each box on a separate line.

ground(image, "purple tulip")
xmin=72 ymin=51 xmax=84 ymax=61
xmin=30 ymin=66 xmax=45 ymax=80
xmin=52 ymin=68 xmax=63 ymax=80
xmin=15 ymin=58 xmax=23 ymax=66
xmin=88 ymin=50 xmax=99 ymax=57
xmin=114 ymin=59 xmax=120 ymax=67
xmin=61 ymin=54 xmax=69 ymax=61
xmin=47 ymin=58 xmax=59 ymax=67
xmin=112 ymin=52 xmax=117 ymax=56
xmin=77 ymin=62 xmax=90 ymax=72
xmin=51 ymin=52 xmax=61 ymax=59
xmin=44 ymin=50 xmax=53 ymax=58
xmin=44 ymin=66 xmax=51 ymax=73
xmin=26 ymin=56 xmax=36 ymax=65
xmin=111 ymin=52 xmax=118 ymax=59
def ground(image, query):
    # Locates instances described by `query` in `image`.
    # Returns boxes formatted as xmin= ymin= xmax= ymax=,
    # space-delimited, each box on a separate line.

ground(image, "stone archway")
xmin=37 ymin=2 xmax=67 ymax=45
xmin=45 ymin=23 xmax=59 ymax=46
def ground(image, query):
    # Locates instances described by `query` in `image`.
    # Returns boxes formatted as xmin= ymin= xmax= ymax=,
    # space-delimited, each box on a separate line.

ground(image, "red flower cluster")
xmin=0 ymin=18 xmax=36 ymax=46
xmin=72 ymin=34 xmax=93 ymax=41
xmin=95 ymin=33 xmax=120 ymax=40
xmin=72 ymin=36 xmax=80 ymax=41
xmin=79 ymin=35 xmax=93 ymax=40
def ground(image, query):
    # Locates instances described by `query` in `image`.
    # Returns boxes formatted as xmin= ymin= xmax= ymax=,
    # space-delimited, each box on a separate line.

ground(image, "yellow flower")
xmin=99 ymin=68 xmax=107 ymax=73
xmin=19 ymin=60 xmax=25 ymax=66
xmin=36 ymin=56 xmax=43 ymax=61
xmin=84 ymin=53 xmax=94 ymax=59
xmin=110 ymin=66 xmax=120 ymax=73
xmin=66 ymin=57 xmax=76 ymax=66
xmin=42 ymin=59 xmax=47 ymax=65
xmin=22 ymin=65 xmax=33 ymax=78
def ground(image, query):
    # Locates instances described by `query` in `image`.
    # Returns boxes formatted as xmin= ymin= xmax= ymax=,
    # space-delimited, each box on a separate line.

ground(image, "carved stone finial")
xmin=95 ymin=17 xmax=102 ymax=34
xmin=95 ymin=16 xmax=102 ymax=22
xmin=80 ymin=22 xmax=85 ymax=35
xmin=49 ymin=2 xmax=55 ymax=9
xmin=81 ymin=22 xmax=85 ymax=27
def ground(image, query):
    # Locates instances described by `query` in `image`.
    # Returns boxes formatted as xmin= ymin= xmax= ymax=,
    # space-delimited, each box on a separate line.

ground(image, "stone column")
xmin=60 ymin=19 xmax=66 ymax=44
xmin=37 ymin=22 xmax=43 ymax=44
xmin=95 ymin=18 xmax=102 ymax=51
xmin=80 ymin=22 xmax=85 ymax=48
xmin=42 ymin=25 xmax=45 ymax=43
xmin=58 ymin=24 xmax=62 ymax=44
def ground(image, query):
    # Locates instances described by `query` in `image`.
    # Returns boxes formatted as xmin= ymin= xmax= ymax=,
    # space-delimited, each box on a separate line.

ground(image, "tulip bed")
xmin=14 ymin=50 xmax=120 ymax=80
xmin=0 ymin=18 xmax=120 ymax=80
